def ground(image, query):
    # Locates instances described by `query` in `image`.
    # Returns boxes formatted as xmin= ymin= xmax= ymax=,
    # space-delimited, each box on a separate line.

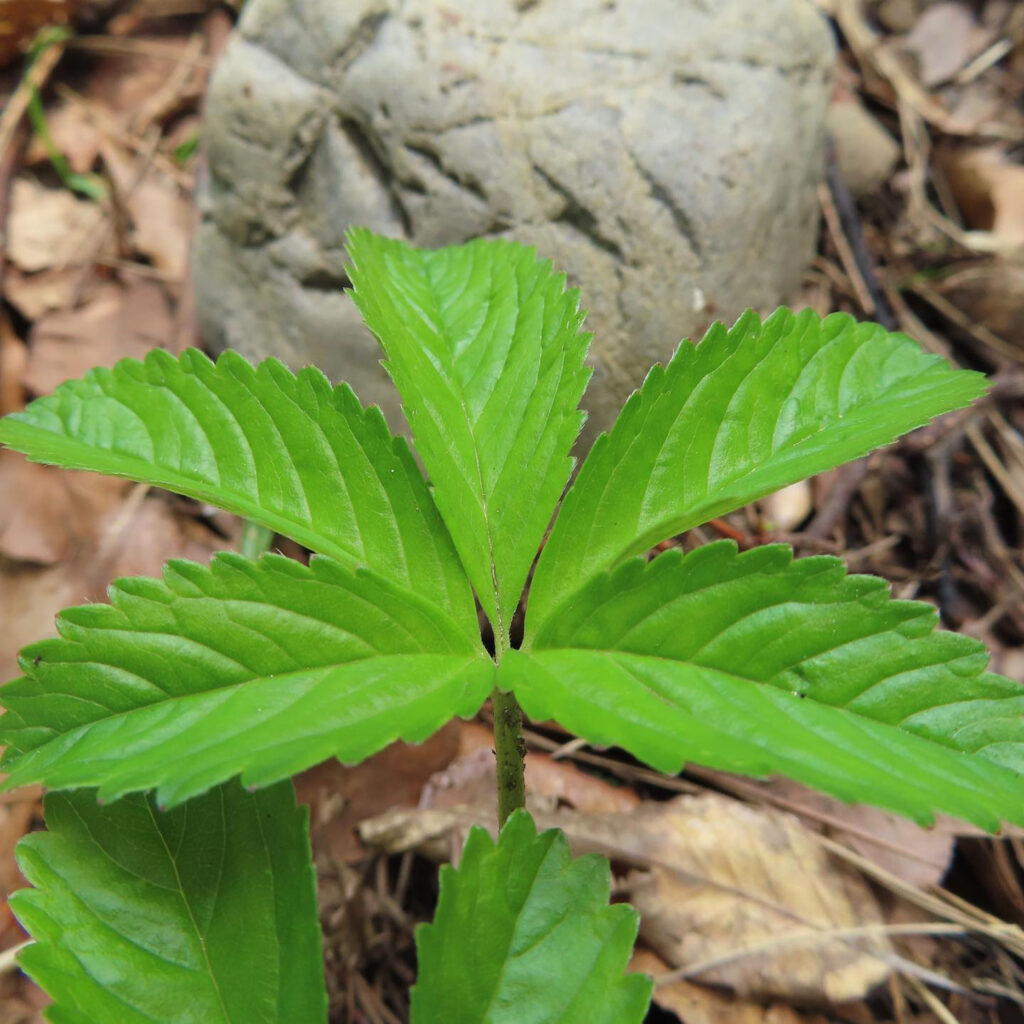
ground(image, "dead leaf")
xmin=3 ymin=268 xmax=78 ymax=323
xmin=23 ymin=101 xmax=105 ymax=176
xmin=87 ymin=34 xmax=204 ymax=123
xmin=631 ymin=950 xmax=830 ymax=1024
xmin=696 ymin=772 xmax=956 ymax=889
xmin=0 ymin=971 xmax=43 ymax=1024
xmin=826 ymin=99 xmax=900 ymax=198
xmin=358 ymin=725 xmax=643 ymax=864
xmin=126 ymin=175 xmax=192 ymax=278
xmin=361 ymin=791 xmax=892 ymax=1003
xmin=0 ymin=316 xmax=26 ymax=417
xmin=6 ymin=178 xmax=104 ymax=273
xmin=0 ymin=471 xmax=239 ymax=681
xmin=874 ymin=0 xmax=924 ymax=34
xmin=0 ymin=453 xmax=121 ymax=566
xmin=939 ymin=146 xmax=1024 ymax=249
xmin=0 ymin=0 xmax=79 ymax=70
xmin=901 ymin=2 xmax=990 ymax=86
xmin=0 ymin=791 xmax=39 ymax=941
xmin=938 ymin=261 xmax=1024 ymax=341
xmin=358 ymin=805 xmax=474 ymax=864
xmin=24 ymin=280 xmax=176 ymax=397
xmin=293 ymin=722 xmax=462 ymax=863
xmin=100 ymin=142 xmax=192 ymax=278
xmin=617 ymin=796 xmax=891 ymax=1003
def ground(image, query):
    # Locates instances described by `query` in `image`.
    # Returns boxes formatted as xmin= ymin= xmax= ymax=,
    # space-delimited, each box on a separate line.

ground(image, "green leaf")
xmin=527 ymin=309 xmax=987 ymax=634
xmin=347 ymin=230 xmax=591 ymax=636
xmin=506 ymin=542 xmax=1024 ymax=831
xmin=0 ymin=348 xmax=476 ymax=637
xmin=0 ymin=553 xmax=493 ymax=807
xmin=411 ymin=810 xmax=651 ymax=1024
xmin=12 ymin=780 xmax=325 ymax=1024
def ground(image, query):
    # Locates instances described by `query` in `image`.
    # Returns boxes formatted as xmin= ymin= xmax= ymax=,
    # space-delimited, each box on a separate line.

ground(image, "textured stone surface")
xmin=194 ymin=0 xmax=835 ymax=442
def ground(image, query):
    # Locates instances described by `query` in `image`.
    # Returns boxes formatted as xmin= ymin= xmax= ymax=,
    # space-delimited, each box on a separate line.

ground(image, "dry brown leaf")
xmin=900 ymin=2 xmax=990 ymax=86
xmin=944 ymin=79 xmax=1015 ymax=136
xmin=358 ymin=805 xmax=475 ymax=865
xmin=0 ymin=452 xmax=122 ymax=566
xmin=293 ymin=722 xmax=462 ymax=863
xmin=938 ymin=261 xmax=1024 ymax=342
xmin=0 ymin=792 xmax=39 ymax=943
xmin=126 ymin=175 xmax=192 ymax=278
xmin=939 ymin=146 xmax=1024 ymax=250
xmin=0 ymin=316 xmax=26 ymax=417
xmin=0 ymin=0 xmax=79 ymax=69
xmin=3 ymin=268 xmax=78 ymax=323
xmin=826 ymin=99 xmax=900 ymax=198
xmin=6 ymin=178 xmax=104 ymax=273
xmin=697 ymin=773 xmax=957 ymax=889
xmin=361 ymin=790 xmax=892 ymax=1003
xmin=24 ymin=280 xmax=176 ymax=397
xmin=0 ymin=473 xmax=239 ymax=681
xmin=875 ymin=0 xmax=925 ymax=34
xmin=87 ymin=34 xmax=204 ymax=121
xmin=616 ymin=796 xmax=891 ymax=1003
xmin=23 ymin=101 xmax=104 ymax=176
xmin=100 ymin=143 xmax=192 ymax=278
xmin=0 ymin=972 xmax=43 ymax=1024
xmin=631 ymin=950 xmax=830 ymax=1024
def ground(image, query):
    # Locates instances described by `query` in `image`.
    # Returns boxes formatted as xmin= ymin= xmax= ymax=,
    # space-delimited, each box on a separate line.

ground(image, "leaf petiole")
xmin=492 ymin=686 xmax=526 ymax=826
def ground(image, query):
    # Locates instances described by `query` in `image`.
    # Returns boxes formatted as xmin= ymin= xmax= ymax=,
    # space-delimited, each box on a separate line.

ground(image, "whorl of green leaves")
xmin=0 ymin=230 xmax=1017 ymax=1024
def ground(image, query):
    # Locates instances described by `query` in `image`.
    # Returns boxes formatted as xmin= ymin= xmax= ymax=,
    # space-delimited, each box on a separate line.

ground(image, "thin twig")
xmin=824 ymin=138 xmax=896 ymax=326
xmin=967 ymin=421 xmax=1024 ymax=522
xmin=818 ymin=182 xmax=875 ymax=315
xmin=805 ymin=458 xmax=872 ymax=540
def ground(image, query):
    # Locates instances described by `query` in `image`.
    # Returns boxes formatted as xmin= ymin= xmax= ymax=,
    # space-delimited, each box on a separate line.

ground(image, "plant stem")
xmin=492 ymin=685 xmax=526 ymax=828
xmin=240 ymin=520 xmax=274 ymax=559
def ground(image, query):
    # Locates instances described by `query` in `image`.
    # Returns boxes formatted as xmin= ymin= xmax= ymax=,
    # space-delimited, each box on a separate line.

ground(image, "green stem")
xmin=240 ymin=521 xmax=274 ymax=559
xmin=492 ymin=682 xmax=526 ymax=828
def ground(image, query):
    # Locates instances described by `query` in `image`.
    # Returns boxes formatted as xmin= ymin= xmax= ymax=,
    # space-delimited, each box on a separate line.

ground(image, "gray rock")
xmin=194 ymin=0 xmax=835 ymax=443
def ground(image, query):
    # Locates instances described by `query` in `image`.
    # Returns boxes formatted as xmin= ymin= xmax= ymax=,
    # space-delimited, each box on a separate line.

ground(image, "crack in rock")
xmin=195 ymin=0 xmax=835 ymax=445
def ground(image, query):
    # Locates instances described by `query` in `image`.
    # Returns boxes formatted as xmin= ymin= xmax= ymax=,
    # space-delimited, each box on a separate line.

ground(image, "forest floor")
xmin=0 ymin=1 xmax=1022 ymax=1021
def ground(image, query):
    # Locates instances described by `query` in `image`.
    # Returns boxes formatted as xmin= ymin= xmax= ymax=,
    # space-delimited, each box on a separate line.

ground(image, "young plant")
xmin=0 ymin=229 xmax=1021 ymax=1023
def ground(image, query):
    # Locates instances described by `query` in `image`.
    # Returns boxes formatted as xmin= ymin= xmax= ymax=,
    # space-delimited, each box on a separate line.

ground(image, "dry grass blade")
xmin=820 ymin=836 xmax=1024 ymax=960
xmin=0 ymin=943 xmax=31 ymax=977
xmin=66 ymin=35 xmax=211 ymax=68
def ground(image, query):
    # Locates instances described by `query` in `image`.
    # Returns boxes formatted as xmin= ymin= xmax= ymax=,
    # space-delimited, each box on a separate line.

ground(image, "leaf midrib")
xmin=476 ymin=834 xmax=553 ymax=1021
xmin=147 ymin=797 xmax=234 ymax=1024
xmin=37 ymin=650 xmax=483 ymax=720
xmin=53 ymin=797 xmax=232 ymax=1021
xmin=541 ymin=367 xmax=968 ymax=634
xmin=420 ymin=253 xmax=507 ymax=635
xmin=634 ymin=362 xmax=947 ymax=548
